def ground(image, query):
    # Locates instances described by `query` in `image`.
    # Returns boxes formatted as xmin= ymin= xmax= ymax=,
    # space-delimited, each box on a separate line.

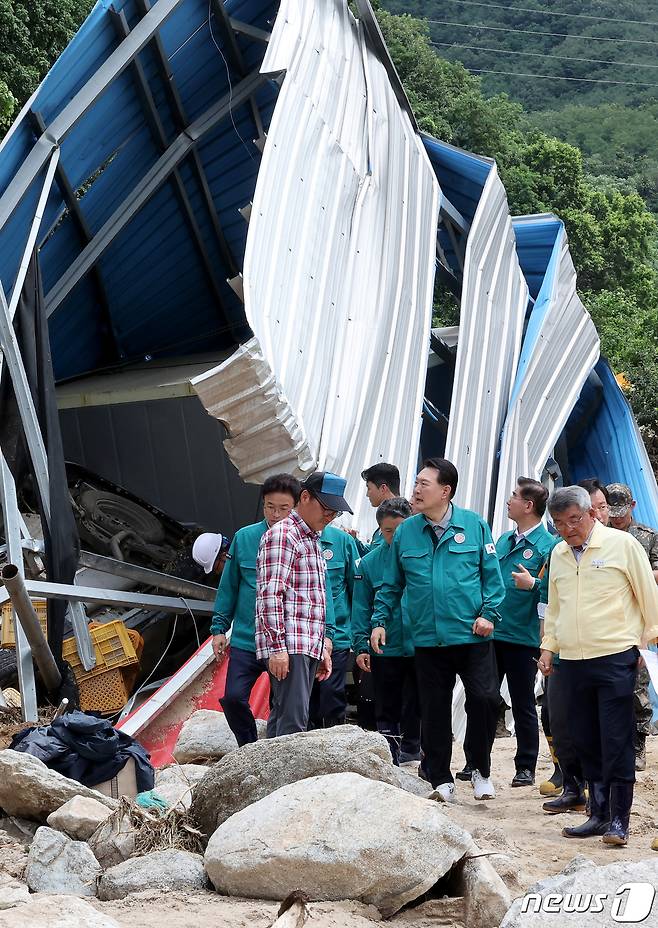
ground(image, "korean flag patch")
xmin=485 ymin=543 xmax=496 ymax=555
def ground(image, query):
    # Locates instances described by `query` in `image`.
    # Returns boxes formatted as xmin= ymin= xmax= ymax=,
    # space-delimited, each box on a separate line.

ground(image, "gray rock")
xmin=173 ymin=710 xmax=238 ymax=763
xmin=190 ymin=724 xmax=398 ymax=840
xmin=25 ymin=826 xmax=102 ymax=896
xmin=0 ymin=895 xmax=121 ymax=927
xmin=204 ymin=771 xmax=473 ymax=916
xmin=0 ymin=750 xmax=117 ymax=822
xmin=98 ymin=849 xmax=208 ymax=900
xmin=0 ymin=874 xmax=29 ymax=910
xmin=0 ymin=817 xmax=38 ymax=846
xmin=88 ymin=811 xmax=136 ymax=869
xmin=47 ymin=795 xmax=113 ymax=841
xmin=501 ymin=857 xmax=658 ymax=927
xmin=392 ymin=766 xmax=433 ymax=797
xmin=154 ymin=764 xmax=209 ymax=810
xmin=455 ymin=844 xmax=512 ymax=928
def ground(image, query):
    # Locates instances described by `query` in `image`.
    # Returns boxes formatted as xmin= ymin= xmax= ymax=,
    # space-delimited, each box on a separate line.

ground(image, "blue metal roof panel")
xmin=0 ymin=0 xmax=280 ymax=381
xmin=569 ymin=359 xmax=658 ymax=527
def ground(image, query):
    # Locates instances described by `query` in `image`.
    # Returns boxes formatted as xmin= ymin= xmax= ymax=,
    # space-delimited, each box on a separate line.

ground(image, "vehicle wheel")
xmin=0 ymin=648 xmax=18 ymax=688
xmin=78 ymin=489 xmax=165 ymax=544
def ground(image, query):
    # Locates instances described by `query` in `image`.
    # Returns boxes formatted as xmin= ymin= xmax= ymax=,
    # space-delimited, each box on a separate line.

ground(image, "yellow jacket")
xmin=541 ymin=519 xmax=658 ymax=660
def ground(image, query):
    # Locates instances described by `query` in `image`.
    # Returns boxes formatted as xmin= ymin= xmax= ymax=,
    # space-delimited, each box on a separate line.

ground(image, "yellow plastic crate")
xmin=62 ymin=619 xmax=138 ymax=681
xmin=1 ymin=599 xmax=48 ymax=648
xmin=77 ymin=666 xmax=132 ymax=715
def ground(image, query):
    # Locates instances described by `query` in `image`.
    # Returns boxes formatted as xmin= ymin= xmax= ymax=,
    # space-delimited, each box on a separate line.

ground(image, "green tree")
xmin=0 ymin=0 xmax=93 ymax=130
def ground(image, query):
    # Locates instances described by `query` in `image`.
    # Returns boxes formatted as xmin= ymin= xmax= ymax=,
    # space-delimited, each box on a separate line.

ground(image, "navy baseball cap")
xmin=303 ymin=471 xmax=353 ymax=514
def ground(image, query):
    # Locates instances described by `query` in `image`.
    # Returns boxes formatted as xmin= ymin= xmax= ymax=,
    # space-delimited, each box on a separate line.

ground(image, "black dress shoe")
xmin=456 ymin=764 xmax=474 ymax=782
xmin=511 ymin=768 xmax=535 ymax=787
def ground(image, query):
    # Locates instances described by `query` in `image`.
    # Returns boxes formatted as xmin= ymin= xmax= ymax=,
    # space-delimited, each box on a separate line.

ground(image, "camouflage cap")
xmin=606 ymin=483 xmax=634 ymax=518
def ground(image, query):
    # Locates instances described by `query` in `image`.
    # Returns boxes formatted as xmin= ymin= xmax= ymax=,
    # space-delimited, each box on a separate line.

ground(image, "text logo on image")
xmin=520 ymin=882 xmax=655 ymax=922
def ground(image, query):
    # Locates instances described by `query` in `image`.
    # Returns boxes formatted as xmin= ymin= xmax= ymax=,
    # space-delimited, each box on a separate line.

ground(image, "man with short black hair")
xmin=256 ymin=472 xmax=353 ymax=736
xmin=211 ymin=473 xmax=301 ymax=745
xmin=372 ymin=458 xmax=505 ymax=802
xmin=361 ymin=463 xmax=401 ymax=507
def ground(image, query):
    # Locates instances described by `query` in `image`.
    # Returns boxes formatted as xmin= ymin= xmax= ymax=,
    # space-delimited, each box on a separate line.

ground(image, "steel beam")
xmin=229 ymin=18 xmax=271 ymax=44
xmin=209 ymin=0 xmax=265 ymax=141
xmin=46 ymin=69 xmax=271 ymax=315
xmin=30 ymin=111 xmax=122 ymax=363
xmin=0 ymin=580 xmax=215 ymax=615
xmin=0 ymin=282 xmax=51 ymax=521
xmin=0 ymin=456 xmax=38 ymax=720
xmin=0 ymin=0 xmax=186 ymax=231
xmin=110 ymin=8 xmax=228 ymax=312
xmin=78 ymin=549 xmax=216 ymax=600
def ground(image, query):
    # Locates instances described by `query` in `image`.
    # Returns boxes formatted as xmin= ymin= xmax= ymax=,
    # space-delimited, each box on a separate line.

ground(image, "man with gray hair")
xmin=538 ymin=485 xmax=658 ymax=846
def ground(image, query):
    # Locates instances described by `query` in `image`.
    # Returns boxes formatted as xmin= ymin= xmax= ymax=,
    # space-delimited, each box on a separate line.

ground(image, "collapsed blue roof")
xmin=0 ymin=0 xmax=279 ymax=381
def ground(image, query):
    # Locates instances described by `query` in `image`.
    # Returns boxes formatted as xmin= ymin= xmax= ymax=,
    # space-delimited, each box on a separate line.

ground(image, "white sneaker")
xmin=428 ymin=782 xmax=457 ymax=803
xmin=471 ymin=769 xmax=495 ymax=800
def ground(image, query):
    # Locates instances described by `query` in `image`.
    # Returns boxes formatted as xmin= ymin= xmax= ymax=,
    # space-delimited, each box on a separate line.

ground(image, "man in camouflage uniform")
xmin=607 ymin=483 xmax=658 ymax=771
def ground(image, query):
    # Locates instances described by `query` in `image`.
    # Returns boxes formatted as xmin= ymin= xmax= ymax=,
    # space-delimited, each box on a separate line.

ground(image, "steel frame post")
xmin=0 ymin=456 xmax=38 ymax=720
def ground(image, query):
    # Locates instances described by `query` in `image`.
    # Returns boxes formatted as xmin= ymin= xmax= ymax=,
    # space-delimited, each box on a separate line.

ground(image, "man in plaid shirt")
xmin=256 ymin=471 xmax=353 ymax=736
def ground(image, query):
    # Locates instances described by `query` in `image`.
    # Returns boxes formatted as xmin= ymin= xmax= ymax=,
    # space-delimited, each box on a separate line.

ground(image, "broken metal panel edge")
xmin=117 ymin=634 xmax=219 ymax=736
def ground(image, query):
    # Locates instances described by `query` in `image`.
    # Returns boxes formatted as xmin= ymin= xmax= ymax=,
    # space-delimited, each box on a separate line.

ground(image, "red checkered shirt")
xmin=255 ymin=510 xmax=331 ymax=659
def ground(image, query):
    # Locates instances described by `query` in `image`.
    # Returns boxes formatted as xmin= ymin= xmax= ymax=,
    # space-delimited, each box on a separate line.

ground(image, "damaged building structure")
xmin=0 ymin=0 xmax=656 ymax=732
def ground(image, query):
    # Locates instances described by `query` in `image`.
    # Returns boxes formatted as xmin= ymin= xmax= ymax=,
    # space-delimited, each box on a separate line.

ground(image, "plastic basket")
xmin=62 ymin=619 xmax=139 ymax=681
xmin=77 ymin=667 xmax=132 ymax=714
xmin=1 ymin=599 xmax=48 ymax=648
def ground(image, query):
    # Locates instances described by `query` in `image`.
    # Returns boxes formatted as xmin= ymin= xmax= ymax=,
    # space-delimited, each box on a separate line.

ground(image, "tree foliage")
xmin=0 ymin=0 xmax=93 ymax=130
xmin=377 ymin=8 xmax=658 ymax=434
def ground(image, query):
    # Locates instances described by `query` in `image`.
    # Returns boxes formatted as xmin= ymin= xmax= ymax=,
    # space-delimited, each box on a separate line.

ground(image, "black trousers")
xmin=559 ymin=648 xmax=638 ymax=785
xmin=308 ymin=648 xmax=350 ymax=727
xmin=545 ymin=664 xmax=583 ymax=781
xmin=371 ymin=655 xmax=421 ymax=762
xmin=219 ymin=646 xmax=268 ymax=746
xmin=415 ymin=642 xmax=499 ymax=787
xmin=493 ymin=640 xmax=539 ymax=772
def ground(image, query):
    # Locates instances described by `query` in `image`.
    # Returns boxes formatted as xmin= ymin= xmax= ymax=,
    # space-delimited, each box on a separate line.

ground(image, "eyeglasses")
xmin=552 ymin=513 xmax=586 ymax=531
xmin=263 ymin=503 xmax=292 ymax=516
xmin=312 ymin=496 xmax=341 ymax=518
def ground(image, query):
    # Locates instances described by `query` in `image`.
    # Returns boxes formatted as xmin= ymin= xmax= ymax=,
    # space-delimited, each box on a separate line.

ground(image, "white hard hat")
xmin=192 ymin=533 xmax=227 ymax=574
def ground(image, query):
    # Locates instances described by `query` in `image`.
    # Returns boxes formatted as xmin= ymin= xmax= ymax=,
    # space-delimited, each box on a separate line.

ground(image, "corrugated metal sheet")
xmin=440 ymin=158 xmax=528 ymax=520
xmin=492 ymin=215 xmax=600 ymax=537
xmin=569 ymin=359 xmax=658 ymax=527
xmin=197 ymin=0 xmax=440 ymax=534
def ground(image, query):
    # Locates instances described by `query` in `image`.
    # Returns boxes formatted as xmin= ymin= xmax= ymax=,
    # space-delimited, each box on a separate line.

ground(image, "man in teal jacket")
xmin=211 ymin=473 xmax=301 ymax=745
xmin=372 ymin=457 xmax=505 ymax=802
xmin=462 ymin=478 xmax=557 ymax=788
xmin=352 ymin=497 xmax=420 ymax=763
xmin=308 ymin=524 xmax=360 ymax=727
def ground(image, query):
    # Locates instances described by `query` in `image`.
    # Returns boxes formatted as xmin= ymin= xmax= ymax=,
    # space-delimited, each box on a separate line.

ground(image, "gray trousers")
xmin=268 ymin=653 xmax=319 ymax=737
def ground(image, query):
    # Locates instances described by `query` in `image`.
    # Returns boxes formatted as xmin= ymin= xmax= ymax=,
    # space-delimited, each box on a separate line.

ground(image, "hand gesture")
xmin=472 ymin=616 xmax=494 ymax=637
xmin=370 ymin=627 xmax=386 ymax=654
xmin=512 ymin=563 xmax=536 ymax=590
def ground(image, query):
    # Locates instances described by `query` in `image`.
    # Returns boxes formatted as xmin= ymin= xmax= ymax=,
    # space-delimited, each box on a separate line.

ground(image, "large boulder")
xmin=47 ymin=796 xmax=113 ymax=841
xmin=88 ymin=811 xmax=136 ymax=870
xmin=25 ymin=826 xmax=102 ymax=896
xmin=191 ymin=724 xmax=398 ymax=839
xmin=98 ymin=849 xmax=208 ymax=900
xmin=204 ymin=771 xmax=473 ymax=916
xmin=154 ymin=764 xmax=209 ymax=810
xmin=0 ymin=895 xmax=121 ymax=928
xmin=173 ymin=710 xmax=238 ymax=763
xmin=501 ymin=856 xmax=658 ymax=927
xmin=0 ymin=751 xmax=117 ymax=822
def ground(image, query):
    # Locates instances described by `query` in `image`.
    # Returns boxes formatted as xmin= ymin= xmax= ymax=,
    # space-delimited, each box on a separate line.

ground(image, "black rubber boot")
xmin=542 ymin=774 xmax=587 ymax=814
xmin=602 ymin=781 xmax=634 ymax=846
xmin=562 ymin=781 xmax=610 ymax=838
